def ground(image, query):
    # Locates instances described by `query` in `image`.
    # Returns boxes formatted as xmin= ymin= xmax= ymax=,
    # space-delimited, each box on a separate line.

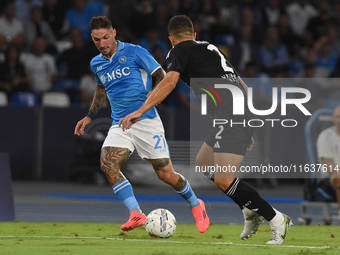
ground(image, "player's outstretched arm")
xmin=119 ymin=71 xmax=180 ymax=131
xmin=148 ymin=67 xmax=166 ymax=104
xmin=152 ymin=67 xmax=166 ymax=86
xmin=74 ymin=84 xmax=107 ymax=136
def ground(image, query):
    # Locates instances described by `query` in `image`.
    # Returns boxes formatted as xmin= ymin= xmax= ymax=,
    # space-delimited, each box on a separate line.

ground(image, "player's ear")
xmin=194 ymin=32 xmax=196 ymax=40
xmin=112 ymin=29 xmax=116 ymax=38
xmin=168 ymin=36 xmax=175 ymax=46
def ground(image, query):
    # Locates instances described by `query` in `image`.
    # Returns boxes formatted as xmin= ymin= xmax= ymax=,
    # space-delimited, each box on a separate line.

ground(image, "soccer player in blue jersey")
xmin=74 ymin=16 xmax=209 ymax=233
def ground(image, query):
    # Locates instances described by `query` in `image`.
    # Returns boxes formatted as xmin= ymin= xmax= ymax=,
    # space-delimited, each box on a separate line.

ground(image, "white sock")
xmin=269 ymin=208 xmax=284 ymax=227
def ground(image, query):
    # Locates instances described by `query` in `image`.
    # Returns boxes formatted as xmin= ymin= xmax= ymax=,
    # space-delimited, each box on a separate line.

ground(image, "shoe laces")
xmin=270 ymin=227 xmax=278 ymax=241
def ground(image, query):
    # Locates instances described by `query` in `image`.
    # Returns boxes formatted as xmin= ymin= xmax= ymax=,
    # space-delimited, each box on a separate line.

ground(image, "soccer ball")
xmin=145 ymin=209 xmax=177 ymax=238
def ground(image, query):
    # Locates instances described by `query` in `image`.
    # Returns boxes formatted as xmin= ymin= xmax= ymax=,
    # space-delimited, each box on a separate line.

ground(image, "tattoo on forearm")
xmin=152 ymin=158 xmax=170 ymax=170
xmin=100 ymin=147 xmax=131 ymax=186
xmin=90 ymin=85 xmax=107 ymax=114
xmin=152 ymin=67 xmax=165 ymax=86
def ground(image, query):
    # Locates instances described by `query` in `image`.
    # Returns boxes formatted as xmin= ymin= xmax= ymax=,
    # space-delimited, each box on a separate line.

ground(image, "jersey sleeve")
xmin=90 ymin=59 xmax=102 ymax=85
xmin=165 ymin=46 xmax=188 ymax=73
xmin=317 ymin=130 xmax=333 ymax=161
xmin=134 ymin=45 xmax=160 ymax=75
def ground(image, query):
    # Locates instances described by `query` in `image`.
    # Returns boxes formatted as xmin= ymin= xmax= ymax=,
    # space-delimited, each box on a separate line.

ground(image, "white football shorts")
xmin=102 ymin=116 xmax=170 ymax=159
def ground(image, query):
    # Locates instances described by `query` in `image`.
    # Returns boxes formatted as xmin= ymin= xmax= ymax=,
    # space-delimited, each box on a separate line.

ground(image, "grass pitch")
xmin=0 ymin=222 xmax=339 ymax=255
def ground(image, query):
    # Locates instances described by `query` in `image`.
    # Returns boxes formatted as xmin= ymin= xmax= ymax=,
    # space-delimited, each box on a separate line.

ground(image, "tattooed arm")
xmin=147 ymin=67 xmax=166 ymax=106
xmin=152 ymin=67 xmax=166 ymax=87
xmin=74 ymin=84 xmax=107 ymax=136
xmin=89 ymin=84 xmax=107 ymax=115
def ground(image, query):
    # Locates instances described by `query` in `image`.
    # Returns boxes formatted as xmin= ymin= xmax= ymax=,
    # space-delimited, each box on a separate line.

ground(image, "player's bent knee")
xmin=156 ymin=170 xmax=175 ymax=185
xmin=196 ymin=156 xmax=212 ymax=168
xmin=100 ymin=147 xmax=130 ymax=171
xmin=214 ymin=178 xmax=234 ymax=191
xmin=195 ymin=155 xmax=202 ymax=167
xmin=150 ymin=158 xmax=177 ymax=185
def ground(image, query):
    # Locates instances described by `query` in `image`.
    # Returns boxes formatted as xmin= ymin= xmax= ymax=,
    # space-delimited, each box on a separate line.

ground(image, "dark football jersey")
xmin=165 ymin=40 xmax=241 ymax=86
xmin=165 ymin=40 xmax=246 ymax=116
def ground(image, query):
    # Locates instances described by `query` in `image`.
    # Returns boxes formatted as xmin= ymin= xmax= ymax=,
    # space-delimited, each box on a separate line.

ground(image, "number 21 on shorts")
xmin=153 ymin=135 xmax=167 ymax=152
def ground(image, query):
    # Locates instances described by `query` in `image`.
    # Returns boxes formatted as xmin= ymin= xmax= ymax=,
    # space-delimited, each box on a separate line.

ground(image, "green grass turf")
xmin=0 ymin=222 xmax=339 ymax=255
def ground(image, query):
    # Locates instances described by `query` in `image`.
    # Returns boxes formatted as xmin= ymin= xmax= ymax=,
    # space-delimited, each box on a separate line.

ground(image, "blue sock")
xmin=113 ymin=180 xmax=141 ymax=213
xmin=176 ymin=180 xmax=200 ymax=208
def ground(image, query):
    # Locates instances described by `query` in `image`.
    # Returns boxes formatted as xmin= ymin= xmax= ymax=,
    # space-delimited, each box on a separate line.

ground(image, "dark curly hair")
xmin=90 ymin=16 xmax=113 ymax=31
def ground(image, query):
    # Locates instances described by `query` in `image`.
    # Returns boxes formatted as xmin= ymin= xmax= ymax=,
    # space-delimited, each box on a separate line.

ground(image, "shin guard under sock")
xmin=224 ymin=178 xmax=276 ymax=221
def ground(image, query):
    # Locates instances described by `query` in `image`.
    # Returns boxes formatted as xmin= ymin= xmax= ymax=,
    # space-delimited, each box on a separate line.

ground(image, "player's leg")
xmin=131 ymin=117 xmax=209 ymax=233
xmin=100 ymin=146 xmax=146 ymax=231
xmin=196 ymin=139 xmax=262 ymax=231
xmin=196 ymin=140 xmax=264 ymax=238
xmin=148 ymin=158 xmax=197 ymax=204
xmin=196 ymin=142 xmax=214 ymax=180
xmin=213 ymin=152 xmax=263 ymax=239
xmin=215 ymin=151 xmax=292 ymax=244
xmin=100 ymin=146 xmax=137 ymax=210
xmin=101 ymin=126 xmax=146 ymax=231
xmin=206 ymin=116 xmax=291 ymax=244
xmin=213 ymin=152 xmax=283 ymax=238
xmin=148 ymin=157 xmax=209 ymax=233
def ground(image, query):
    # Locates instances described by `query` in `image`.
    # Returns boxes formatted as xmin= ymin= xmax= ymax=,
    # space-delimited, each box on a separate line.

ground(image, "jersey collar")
xmin=116 ymin=40 xmax=125 ymax=52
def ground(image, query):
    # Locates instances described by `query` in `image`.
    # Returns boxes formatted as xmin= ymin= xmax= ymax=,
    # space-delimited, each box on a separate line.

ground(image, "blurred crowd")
xmin=0 ymin=0 xmax=340 ymax=111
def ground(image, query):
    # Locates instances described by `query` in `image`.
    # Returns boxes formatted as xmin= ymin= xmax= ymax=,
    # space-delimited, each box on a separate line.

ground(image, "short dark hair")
xmin=90 ymin=16 xmax=113 ymax=31
xmin=168 ymin=15 xmax=194 ymax=39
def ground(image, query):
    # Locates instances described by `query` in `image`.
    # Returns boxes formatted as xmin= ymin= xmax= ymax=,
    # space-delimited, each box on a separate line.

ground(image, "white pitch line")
xmin=221 ymin=242 xmax=331 ymax=249
xmin=0 ymin=235 xmax=332 ymax=249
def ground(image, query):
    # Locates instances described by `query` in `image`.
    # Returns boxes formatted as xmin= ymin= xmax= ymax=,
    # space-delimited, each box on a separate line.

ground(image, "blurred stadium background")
xmin=1 ymin=0 xmax=340 ymax=225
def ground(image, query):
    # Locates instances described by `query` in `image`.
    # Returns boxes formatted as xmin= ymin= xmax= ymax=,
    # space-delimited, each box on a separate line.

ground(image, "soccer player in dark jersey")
xmin=119 ymin=15 xmax=292 ymax=244
xmin=74 ymin=16 xmax=209 ymax=233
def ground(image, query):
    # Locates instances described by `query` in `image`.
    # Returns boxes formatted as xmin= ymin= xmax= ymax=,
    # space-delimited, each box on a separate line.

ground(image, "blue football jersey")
xmin=90 ymin=41 xmax=160 ymax=125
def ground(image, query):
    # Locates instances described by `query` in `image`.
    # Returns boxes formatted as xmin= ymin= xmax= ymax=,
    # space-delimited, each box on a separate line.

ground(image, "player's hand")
xmin=247 ymin=136 xmax=254 ymax=151
xmin=119 ymin=111 xmax=142 ymax=131
xmin=74 ymin=116 xmax=92 ymax=136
